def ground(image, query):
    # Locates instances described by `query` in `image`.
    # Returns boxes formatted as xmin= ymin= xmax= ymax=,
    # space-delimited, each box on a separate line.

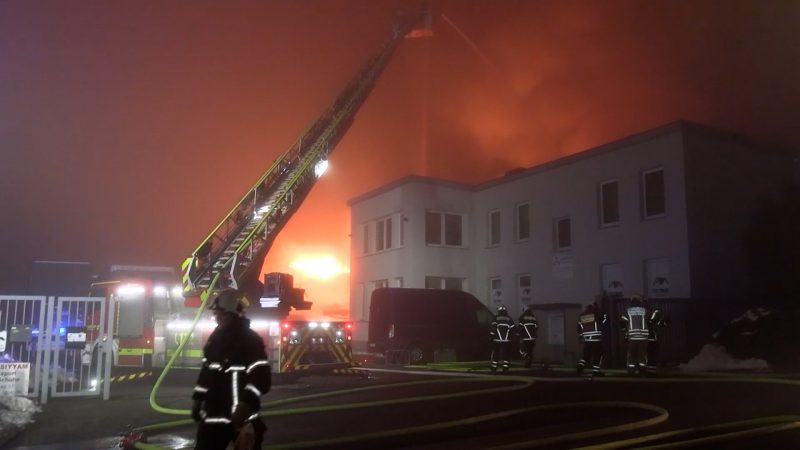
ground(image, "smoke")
xmin=0 ymin=0 xmax=798 ymax=314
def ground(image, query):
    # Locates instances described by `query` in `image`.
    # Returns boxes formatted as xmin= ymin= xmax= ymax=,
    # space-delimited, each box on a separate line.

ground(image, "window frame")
xmin=425 ymin=276 xmax=465 ymax=290
xmin=554 ymin=216 xmax=572 ymax=251
xmin=598 ymin=179 xmax=620 ymax=227
xmin=488 ymin=209 xmax=501 ymax=247
xmin=516 ymin=202 xmax=531 ymax=242
xmin=425 ymin=210 xmax=467 ymax=248
xmin=375 ymin=216 xmax=393 ymax=252
xmin=641 ymin=167 xmax=666 ymax=219
xmin=517 ymin=274 xmax=532 ymax=305
xmin=489 ymin=276 xmax=502 ymax=305
xmin=361 ymin=224 xmax=370 ymax=255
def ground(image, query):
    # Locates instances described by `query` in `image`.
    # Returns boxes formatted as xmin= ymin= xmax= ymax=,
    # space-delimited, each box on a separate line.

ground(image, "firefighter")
xmin=619 ymin=295 xmax=650 ymax=376
xmin=518 ymin=306 xmax=538 ymax=368
xmin=647 ymin=304 xmax=668 ymax=376
xmin=489 ymin=305 xmax=515 ymax=372
xmin=192 ymin=288 xmax=271 ymax=450
xmin=577 ymin=302 xmax=606 ymax=376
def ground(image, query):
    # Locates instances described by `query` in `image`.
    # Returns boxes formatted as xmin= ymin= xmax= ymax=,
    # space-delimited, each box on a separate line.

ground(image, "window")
xmin=555 ymin=217 xmax=571 ymax=250
xmin=644 ymin=258 xmax=670 ymax=298
xmin=516 ymin=203 xmax=530 ymax=241
xmin=600 ymin=263 xmax=624 ymax=297
xmin=425 ymin=211 xmax=442 ymax=245
xmin=362 ymin=224 xmax=369 ymax=254
xmin=489 ymin=277 xmax=502 ymax=305
xmin=488 ymin=210 xmax=501 ymax=246
xmin=400 ymin=215 xmax=405 ymax=246
xmin=392 ymin=277 xmax=403 ymax=288
xmin=642 ymin=168 xmax=666 ymax=218
xmin=426 ymin=211 xmax=465 ymax=247
xmin=358 ymin=283 xmax=367 ymax=319
xmin=599 ymin=180 xmax=620 ymax=226
xmin=425 ymin=276 xmax=464 ymax=290
xmin=375 ymin=217 xmax=393 ymax=252
xmin=518 ymin=274 xmax=532 ymax=305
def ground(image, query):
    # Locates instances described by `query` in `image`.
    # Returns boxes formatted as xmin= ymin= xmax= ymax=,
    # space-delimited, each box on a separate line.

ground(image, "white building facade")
xmin=348 ymin=121 xmax=796 ymax=350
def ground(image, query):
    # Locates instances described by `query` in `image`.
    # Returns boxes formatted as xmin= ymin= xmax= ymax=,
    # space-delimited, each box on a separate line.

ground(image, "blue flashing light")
xmin=31 ymin=329 xmax=40 ymax=336
xmin=59 ymin=327 xmax=66 ymax=336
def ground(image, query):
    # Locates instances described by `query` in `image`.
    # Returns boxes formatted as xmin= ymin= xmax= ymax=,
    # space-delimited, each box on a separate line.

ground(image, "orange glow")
xmin=289 ymin=255 xmax=349 ymax=280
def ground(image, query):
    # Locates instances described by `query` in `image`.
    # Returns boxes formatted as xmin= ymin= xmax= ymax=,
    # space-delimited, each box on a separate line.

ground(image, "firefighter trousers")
xmin=579 ymin=341 xmax=604 ymax=374
xmin=626 ymin=339 xmax=648 ymax=374
xmin=195 ymin=418 xmax=267 ymax=450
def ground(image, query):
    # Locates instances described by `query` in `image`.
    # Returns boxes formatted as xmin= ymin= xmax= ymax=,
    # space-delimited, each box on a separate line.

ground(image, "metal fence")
xmin=0 ymin=295 xmax=47 ymax=399
xmin=0 ymin=295 xmax=114 ymax=403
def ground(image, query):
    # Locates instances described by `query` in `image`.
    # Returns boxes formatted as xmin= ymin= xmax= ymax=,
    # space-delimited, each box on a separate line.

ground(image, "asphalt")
xmin=5 ymin=366 xmax=382 ymax=449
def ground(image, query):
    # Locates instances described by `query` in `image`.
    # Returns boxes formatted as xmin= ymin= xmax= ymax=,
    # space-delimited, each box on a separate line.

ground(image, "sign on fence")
xmin=0 ymin=362 xmax=30 ymax=395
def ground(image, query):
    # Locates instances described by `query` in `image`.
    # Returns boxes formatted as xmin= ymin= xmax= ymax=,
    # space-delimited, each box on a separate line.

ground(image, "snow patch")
xmin=0 ymin=394 xmax=40 ymax=445
xmin=681 ymin=343 xmax=770 ymax=372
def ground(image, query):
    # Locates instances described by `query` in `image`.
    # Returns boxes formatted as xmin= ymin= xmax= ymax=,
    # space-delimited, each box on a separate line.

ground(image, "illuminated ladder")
xmin=181 ymin=11 xmax=424 ymax=305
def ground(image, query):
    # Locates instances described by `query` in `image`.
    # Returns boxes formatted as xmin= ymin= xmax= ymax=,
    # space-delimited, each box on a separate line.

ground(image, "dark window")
xmin=425 ymin=276 xmax=442 ymax=289
xmin=600 ymin=180 xmax=620 ymax=225
xmin=489 ymin=210 xmax=501 ymax=246
xmin=556 ymin=217 xmax=571 ymax=249
xmin=444 ymin=213 xmax=463 ymax=246
xmin=426 ymin=276 xmax=463 ymax=290
xmin=517 ymin=203 xmax=530 ymax=240
xmin=375 ymin=221 xmax=385 ymax=251
xmin=425 ymin=211 xmax=441 ymax=245
xmin=385 ymin=218 xmax=392 ymax=249
xmin=375 ymin=217 xmax=392 ymax=252
xmin=643 ymin=169 xmax=666 ymax=217
xmin=362 ymin=224 xmax=369 ymax=254
xmin=445 ymin=278 xmax=462 ymax=290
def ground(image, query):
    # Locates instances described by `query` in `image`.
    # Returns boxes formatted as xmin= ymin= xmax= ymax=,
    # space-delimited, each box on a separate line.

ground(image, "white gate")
xmin=41 ymin=296 xmax=113 ymax=402
xmin=0 ymin=295 xmax=47 ymax=399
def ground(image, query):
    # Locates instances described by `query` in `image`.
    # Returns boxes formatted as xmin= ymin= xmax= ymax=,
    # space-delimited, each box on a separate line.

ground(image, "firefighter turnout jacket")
xmin=620 ymin=305 xmax=650 ymax=340
xmin=577 ymin=309 xmax=606 ymax=342
xmin=518 ymin=310 xmax=538 ymax=342
xmin=491 ymin=313 xmax=515 ymax=342
xmin=193 ymin=317 xmax=271 ymax=425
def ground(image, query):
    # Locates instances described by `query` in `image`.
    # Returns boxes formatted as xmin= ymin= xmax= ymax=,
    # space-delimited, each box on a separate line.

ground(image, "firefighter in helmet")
xmin=192 ymin=288 xmax=271 ymax=450
xmin=518 ymin=306 xmax=538 ymax=368
xmin=619 ymin=294 xmax=650 ymax=376
xmin=489 ymin=305 xmax=515 ymax=372
xmin=577 ymin=302 xmax=607 ymax=376
xmin=646 ymin=303 xmax=668 ymax=376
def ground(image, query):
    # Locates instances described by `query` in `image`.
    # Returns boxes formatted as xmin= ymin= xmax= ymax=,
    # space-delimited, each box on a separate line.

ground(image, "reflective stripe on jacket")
xmin=192 ymin=317 xmax=272 ymax=423
xmin=621 ymin=306 xmax=650 ymax=340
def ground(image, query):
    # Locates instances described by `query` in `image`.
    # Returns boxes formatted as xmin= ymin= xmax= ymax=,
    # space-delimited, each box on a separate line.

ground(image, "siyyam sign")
xmin=0 ymin=362 xmax=30 ymax=395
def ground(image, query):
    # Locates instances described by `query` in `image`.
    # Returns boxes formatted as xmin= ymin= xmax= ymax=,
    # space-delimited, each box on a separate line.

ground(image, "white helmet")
xmin=209 ymin=288 xmax=247 ymax=314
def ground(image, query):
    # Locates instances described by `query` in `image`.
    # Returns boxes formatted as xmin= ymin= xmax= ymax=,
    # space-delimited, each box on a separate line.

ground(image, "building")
xmin=348 ymin=121 xmax=798 ymax=354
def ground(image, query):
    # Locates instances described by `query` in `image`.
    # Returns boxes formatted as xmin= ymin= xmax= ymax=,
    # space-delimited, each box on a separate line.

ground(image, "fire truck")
xmin=170 ymin=8 xmax=430 ymax=374
xmin=89 ymin=265 xmax=190 ymax=368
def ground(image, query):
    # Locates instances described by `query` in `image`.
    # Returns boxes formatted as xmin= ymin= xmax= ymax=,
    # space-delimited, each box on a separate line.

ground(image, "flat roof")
xmin=348 ymin=120 xmax=796 ymax=206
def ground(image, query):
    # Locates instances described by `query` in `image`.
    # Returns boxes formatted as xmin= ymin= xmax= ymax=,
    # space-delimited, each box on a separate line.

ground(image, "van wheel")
xmin=407 ymin=344 xmax=428 ymax=364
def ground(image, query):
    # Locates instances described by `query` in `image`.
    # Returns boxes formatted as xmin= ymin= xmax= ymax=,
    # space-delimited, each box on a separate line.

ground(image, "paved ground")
xmin=8 ymin=364 xmax=800 ymax=449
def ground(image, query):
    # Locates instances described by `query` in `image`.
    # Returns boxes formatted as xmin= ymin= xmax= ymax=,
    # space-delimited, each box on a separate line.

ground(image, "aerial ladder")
xmin=180 ymin=9 xmax=428 ymax=316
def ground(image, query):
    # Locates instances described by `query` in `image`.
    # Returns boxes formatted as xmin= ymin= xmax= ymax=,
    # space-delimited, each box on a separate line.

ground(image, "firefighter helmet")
xmin=209 ymin=288 xmax=247 ymax=313
xmin=497 ymin=305 xmax=508 ymax=315
xmin=630 ymin=294 xmax=644 ymax=305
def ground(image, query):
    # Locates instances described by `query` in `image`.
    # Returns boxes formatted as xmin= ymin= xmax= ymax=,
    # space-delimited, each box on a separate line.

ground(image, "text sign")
xmin=0 ymin=362 xmax=30 ymax=395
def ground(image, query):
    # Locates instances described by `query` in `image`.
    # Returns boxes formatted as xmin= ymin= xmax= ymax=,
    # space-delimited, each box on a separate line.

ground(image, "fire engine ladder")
xmin=181 ymin=11 xmax=424 ymax=305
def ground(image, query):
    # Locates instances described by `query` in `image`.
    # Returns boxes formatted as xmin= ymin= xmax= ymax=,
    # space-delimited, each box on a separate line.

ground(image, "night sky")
xmin=1 ymin=0 xmax=798 ymax=316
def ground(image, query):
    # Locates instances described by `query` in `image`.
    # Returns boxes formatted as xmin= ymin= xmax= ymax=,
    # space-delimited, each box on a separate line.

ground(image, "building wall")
xmin=349 ymin=121 xmax=796 ymax=355
xmin=473 ymin=127 xmax=691 ymax=319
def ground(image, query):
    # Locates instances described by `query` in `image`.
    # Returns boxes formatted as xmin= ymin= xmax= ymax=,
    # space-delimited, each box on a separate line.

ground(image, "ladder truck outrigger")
xmin=171 ymin=8 xmax=430 ymax=376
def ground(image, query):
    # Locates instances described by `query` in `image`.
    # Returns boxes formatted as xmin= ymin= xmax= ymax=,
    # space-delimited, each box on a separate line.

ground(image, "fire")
xmin=289 ymin=255 xmax=349 ymax=280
